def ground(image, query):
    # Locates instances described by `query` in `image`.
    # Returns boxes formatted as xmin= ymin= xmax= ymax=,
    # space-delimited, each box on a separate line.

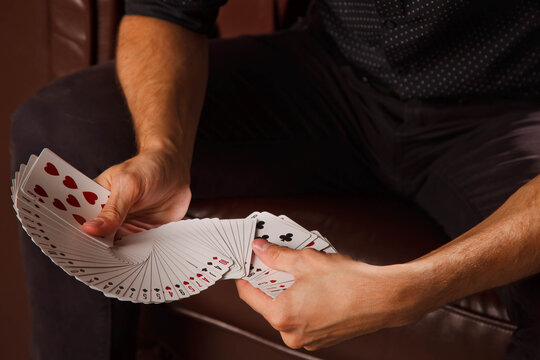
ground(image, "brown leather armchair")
xmin=40 ymin=1 xmax=514 ymax=359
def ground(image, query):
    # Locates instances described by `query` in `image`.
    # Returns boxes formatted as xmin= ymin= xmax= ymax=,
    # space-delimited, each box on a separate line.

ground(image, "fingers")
xmin=235 ymin=279 xmax=274 ymax=316
xmin=83 ymin=173 xmax=140 ymax=237
xmin=252 ymin=238 xmax=300 ymax=273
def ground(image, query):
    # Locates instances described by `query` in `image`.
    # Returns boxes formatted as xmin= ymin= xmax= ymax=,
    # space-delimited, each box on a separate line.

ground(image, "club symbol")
xmin=279 ymin=233 xmax=293 ymax=242
xmin=257 ymin=235 xmax=269 ymax=240
xmin=256 ymin=221 xmax=265 ymax=229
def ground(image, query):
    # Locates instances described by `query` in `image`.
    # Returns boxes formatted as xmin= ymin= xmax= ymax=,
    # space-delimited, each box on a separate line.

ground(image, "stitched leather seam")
xmin=171 ymin=307 xmax=325 ymax=360
xmin=442 ymin=305 xmax=515 ymax=334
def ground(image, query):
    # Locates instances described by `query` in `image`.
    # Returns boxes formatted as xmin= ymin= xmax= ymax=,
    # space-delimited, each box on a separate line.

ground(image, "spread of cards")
xmin=11 ymin=149 xmax=337 ymax=303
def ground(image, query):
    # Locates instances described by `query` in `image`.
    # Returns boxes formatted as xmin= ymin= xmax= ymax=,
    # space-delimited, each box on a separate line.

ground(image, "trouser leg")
xmin=191 ymin=29 xmax=381 ymax=199
xmin=11 ymin=62 xmax=139 ymax=360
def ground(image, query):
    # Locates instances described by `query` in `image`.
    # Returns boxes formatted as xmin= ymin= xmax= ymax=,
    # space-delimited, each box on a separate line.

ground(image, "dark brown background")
xmin=0 ymin=1 xmax=47 ymax=359
xmin=0 ymin=1 xmax=296 ymax=358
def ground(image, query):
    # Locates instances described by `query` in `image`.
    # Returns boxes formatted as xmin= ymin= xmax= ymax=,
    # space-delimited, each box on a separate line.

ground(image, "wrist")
xmin=138 ymin=135 xmax=183 ymax=155
xmin=381 ymin=261 xmax=443 ymax=327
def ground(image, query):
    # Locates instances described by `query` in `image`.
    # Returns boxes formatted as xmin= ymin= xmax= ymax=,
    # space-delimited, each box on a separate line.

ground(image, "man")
xmin=11 ymin=0 xmax=540 ymax=359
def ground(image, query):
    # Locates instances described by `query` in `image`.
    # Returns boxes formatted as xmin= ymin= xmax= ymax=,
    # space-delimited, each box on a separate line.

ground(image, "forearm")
xmin=116 ymin=15 xmax=208 ymax=160
xmin=408 ymin=174 xmax=540 ymax=311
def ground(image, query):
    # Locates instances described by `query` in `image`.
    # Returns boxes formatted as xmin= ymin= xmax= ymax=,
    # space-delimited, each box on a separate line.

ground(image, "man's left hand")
xmin=236 ymin=238 xmax=430 ymax=350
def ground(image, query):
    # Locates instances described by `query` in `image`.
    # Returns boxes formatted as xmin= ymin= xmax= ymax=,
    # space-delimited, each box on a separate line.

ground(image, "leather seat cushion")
xmin=161 ymin=195 xmax=515 ymax=359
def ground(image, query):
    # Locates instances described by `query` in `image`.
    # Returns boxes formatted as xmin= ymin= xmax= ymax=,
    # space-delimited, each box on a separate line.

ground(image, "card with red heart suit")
xmin=18 ymin=148 xmax=113 ymax=247
xmin=12 ymin=149 xmax=337 ymax=303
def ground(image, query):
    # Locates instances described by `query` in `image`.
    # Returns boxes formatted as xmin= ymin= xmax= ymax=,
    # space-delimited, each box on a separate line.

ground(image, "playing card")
xmin=19 ymin=149 xmax=113 ymax=247
xmin=12 ymin=150 xmax=337 ymax=304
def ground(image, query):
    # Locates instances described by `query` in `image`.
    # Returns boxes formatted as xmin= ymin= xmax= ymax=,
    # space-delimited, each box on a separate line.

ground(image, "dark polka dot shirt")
xmin=316 ymin=0 xmax=540 ymax=101
xmin=126 ymin=0 xmax=540 ymax=101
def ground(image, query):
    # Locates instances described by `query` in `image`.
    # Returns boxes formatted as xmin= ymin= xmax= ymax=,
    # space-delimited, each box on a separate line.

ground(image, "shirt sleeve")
xmin=125 ymin=0 xmax=227 ymax=34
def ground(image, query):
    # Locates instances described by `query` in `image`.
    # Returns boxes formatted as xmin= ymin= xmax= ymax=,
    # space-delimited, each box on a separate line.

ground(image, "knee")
xmin=11 ymin=61 xmax=135 ymax=175
xmin=11 ymin=71 xmax=89 ymax=157
xmin=11 ymin=87 xmax=58 ymax=153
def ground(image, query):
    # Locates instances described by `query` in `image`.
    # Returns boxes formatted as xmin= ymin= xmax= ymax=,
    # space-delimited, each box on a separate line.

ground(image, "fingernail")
xmin=85 ymin=218 xmax=104 ymax=227
xmin=253 ymin=238 xmax=271 ymax=252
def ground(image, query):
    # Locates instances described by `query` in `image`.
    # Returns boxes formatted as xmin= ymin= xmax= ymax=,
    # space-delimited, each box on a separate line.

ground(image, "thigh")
xmin=11 ymin=62 xmax=138 ymax=360
xmin=191 ymin=29 xmax=380 ymax=199
xmin=411 ymin=102 xmax=540 ymax=359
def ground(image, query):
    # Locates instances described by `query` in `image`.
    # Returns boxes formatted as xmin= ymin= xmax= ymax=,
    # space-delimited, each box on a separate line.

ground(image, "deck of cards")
xmin=11 ymin=149 xmax=337 ymax=303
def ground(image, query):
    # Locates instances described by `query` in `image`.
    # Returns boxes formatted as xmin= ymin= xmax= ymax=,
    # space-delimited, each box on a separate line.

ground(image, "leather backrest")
xmin=47 ymin=0 xmax=309 ymax=80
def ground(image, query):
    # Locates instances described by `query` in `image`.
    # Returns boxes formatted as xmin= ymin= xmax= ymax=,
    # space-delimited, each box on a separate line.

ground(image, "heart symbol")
xmin=34 ymin=185 xmax=48 ymax=197
xmin=72 ymin=214 xmax=86 ymax=225
xmin=169 ymin=292 xmax=173 ymax=297
xmin=63 ymin=176 xmax=77 ymax=189
xmin=44 ymin=162 xmax=59 ymax=176
xmin=189 ymin=277 xmax=194 ymax=280
xmin=38 ymin=198 xmax=44 ymax=203
xmin=306 ymin=241 xmax=314 ymax=247
xmin=83 ymin=191 xmax=98 ymax=205
xmin=50 ymin=245 xmax=56 ymax=249
xmin=66 ymin=194 xmax=80 ymax=207
xmin=270 ymin=280 xmax=276 ymax=283
xmin=53 ymin=199 xmax=66 ymax=211
xmin=165 ymin=286 xmax=171 ymax=290
xmin=213 ymin=257 xmax=217 ymax=260
xmin=196 ymin=274 xmax=202 ymax=277
xmin=183 ymin=281 xmax=189 ymax=285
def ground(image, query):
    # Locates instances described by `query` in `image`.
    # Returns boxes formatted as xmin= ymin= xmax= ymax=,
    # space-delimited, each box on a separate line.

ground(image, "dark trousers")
xmin=11 ymin=23 xmax=540 ymax=359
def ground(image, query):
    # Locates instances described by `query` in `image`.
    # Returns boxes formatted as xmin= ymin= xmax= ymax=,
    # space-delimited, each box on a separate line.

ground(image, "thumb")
xmin=252 ymin=238 xmax=299 ymax=273
xmin=82 ymin=176 xmax=139 ymax=237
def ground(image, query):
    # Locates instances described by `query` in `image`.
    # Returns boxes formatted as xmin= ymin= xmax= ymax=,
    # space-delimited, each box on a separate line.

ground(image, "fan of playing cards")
xmin=11 ymin=149 xmax=337 ymax=303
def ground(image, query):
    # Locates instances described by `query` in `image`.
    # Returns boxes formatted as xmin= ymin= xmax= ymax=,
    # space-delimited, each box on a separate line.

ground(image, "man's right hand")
xmin=84 ymin=15 xmax=210 ymax=239
xmin=82 ymin=148 xmax=191 ymax=239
